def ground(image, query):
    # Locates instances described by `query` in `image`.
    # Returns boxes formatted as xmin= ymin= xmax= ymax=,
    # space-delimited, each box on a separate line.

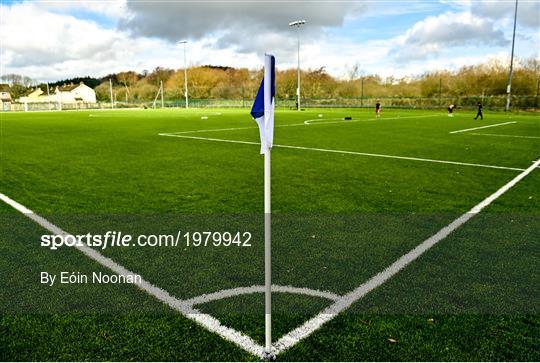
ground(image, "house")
xmin=19 ymin=87 xmax=48 ymax=102
xmin=55 ymin=82 xmax=97 ymax=103
xmin=0 ymin=84 xmax=12 ymax=111
xmin=19 ymin=82 xmax=96 ymax=104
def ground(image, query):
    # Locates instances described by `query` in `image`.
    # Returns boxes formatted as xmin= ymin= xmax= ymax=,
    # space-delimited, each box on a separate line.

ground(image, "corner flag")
xmin=250 ymin=53 xmax=275 ymax=358
xmin=250 ymin=54 xmax=275 ymax=154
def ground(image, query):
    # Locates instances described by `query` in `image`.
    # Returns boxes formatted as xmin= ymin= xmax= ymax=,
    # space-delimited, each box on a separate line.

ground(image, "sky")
xmin=0 ymin=0 xmax=539 ymax=82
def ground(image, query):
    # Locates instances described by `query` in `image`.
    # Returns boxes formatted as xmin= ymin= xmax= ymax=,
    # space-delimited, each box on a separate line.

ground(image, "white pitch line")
xmin=0 ymin=192 xmax=266 ymax=358
xmin=304 ymin=114 xmax=439 ymax=125
xmin=468 ymin=133 xmax=540 ymax=139
xmin=303 ymin=117 xmax=351 ymax=125
xmin=184 ymin=285 xmax=340 ymax=306
xmin=449 ymin=121 xmax=517 ymax=134
xmin=161 ymin=122 xmax=309 ymax=135
xmin=272 ymin=158 xmax=540 ymax=355
xmin=159 ymin=133 xmax=525 ymax=172
xmin=163 ymin=126 xmax=259 ymax=135
xmin=161 ymin=114 xmax=440 ymax=135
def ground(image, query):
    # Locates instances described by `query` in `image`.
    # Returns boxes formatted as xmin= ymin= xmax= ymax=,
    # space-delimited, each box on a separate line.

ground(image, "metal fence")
xmin=2 ymin=95 xmax=538 ymax=112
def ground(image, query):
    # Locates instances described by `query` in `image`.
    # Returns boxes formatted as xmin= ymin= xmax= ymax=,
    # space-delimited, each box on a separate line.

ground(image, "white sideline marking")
xmin=0 ymin=192 xmax=265 ymax=358
xmin=468 ymin=133 xmax=540 ymax=139
xmin=303 ymin=114 xmax=439 ymax=125
xmin=0 ymin=193 xmax=33 ymax=214
xmin=271 ymin=159 xmax=540 ymax=355
xmin=158 ymin=133 xmax=525 ymax=172
xmin=184 ymin=285 xmax=340 ymax=306
xmin=449 ymin=121 xmax=516 ymax=134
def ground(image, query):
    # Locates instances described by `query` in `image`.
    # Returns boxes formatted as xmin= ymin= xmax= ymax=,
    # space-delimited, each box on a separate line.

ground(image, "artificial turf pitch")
xmin=0 ymin=107 xmax=538 ymax=361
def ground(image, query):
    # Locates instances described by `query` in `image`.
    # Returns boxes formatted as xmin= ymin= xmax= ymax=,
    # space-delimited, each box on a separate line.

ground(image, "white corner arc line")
xmin=159 ymin=133 xmax=525 ymax=172
xmin=468 ymin=133 xmax=540 ymax=139
xmin=303 ymin=117 xmax=349 ymax=125
xmin=449 ymin=121 xmax=516 ymax=134
xmin=0 ymin=193 xmax=265 ymax=358
xmin=271 ymin=159 xmax=540 ymax=355
xmin=184 ymin=285 xmax=341 ymax=307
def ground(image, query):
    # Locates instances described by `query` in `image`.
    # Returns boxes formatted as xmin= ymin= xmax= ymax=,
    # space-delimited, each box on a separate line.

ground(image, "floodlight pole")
xmin=46 ymin=83 xmax=51 ymax=110
xmin=289 ymin=20 xmax=305 ymax=111
xmin=160 ymin=80 xmax=164 ymax=108
xmin=505 ymin=0 xmax=518 ymax=112
xmin=439 ymin=77 xmax=442 ymax=107
xmin=178 ymin=40 xmax=189 ymax=109
xmin=360 ymin=77 xmax=364 ymax=107
xmin=109 ymin=78 xmax=114 ymax=109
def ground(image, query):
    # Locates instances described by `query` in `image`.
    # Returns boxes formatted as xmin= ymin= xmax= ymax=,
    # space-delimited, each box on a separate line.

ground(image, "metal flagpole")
xmin=251 ymin=54 xmax=275 ymax=359
xmin=264 ymin=149 xmax=271 ymax=356
xmin=263 ymin=53 xmax=273 ymax=358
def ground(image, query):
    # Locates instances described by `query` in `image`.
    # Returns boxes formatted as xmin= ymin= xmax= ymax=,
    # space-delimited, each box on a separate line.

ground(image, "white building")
xmin=55 ymin=82 xmax=97 ymax=103
xmin=0 ymin=86 xmax=12 ymax=111
xmin=19 ymin=82 xmax=96 ymax=104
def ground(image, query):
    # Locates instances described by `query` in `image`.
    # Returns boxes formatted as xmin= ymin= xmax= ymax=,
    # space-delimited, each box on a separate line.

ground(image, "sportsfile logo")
xmin=41 ymin=231 xmax=140 ymax=250
xmin=40 ymin=231 xmax=253 ymax=250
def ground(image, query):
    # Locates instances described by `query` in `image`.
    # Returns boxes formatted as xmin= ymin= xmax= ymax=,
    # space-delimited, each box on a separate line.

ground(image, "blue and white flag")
xmin=250 ymin=54 xmax=275 ymax=154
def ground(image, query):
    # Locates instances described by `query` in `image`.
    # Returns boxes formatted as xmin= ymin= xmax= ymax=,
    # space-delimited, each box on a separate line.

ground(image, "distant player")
xmin=375 ymin=101 xmax=381 ymax=118
xmin=447 ymin=104 xmax=455 ymax=117
xmin=474 ymin=102 xmax=483 ymax=120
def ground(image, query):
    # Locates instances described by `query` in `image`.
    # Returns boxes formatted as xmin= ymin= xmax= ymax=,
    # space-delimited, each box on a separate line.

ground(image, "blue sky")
xmin=1 ymin=0 xmax=538 ymax=82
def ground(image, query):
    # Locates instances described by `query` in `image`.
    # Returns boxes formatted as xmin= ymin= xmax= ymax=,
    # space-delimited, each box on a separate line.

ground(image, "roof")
xmin=0 ymin=83 xmax=10 ymax=92
xmin=58 ymin=83 xmax=79 ymax=92
xmin=58 ymin=81 xmax=88 ymax=92
xmin=21 ymin=88 xmax=43 ymax=97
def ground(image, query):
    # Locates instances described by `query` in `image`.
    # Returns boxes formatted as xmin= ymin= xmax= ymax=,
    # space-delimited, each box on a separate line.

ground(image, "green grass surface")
xmin=1 ymin=108 xmax=538 ymax=361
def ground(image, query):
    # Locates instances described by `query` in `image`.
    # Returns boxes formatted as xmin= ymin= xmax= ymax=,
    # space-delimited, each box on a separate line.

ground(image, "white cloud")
xmin=472 ymin=0 xmax=540 ymax=28
xmin=391 ymin=11 xmax=507 ymax=60
xmin=33 ymin=0 xmax=128 ymax=19
xmin=119 ymin=1 xmax=367 ymax=53
xmin=0 ymin=2 xmax=155 ymax=80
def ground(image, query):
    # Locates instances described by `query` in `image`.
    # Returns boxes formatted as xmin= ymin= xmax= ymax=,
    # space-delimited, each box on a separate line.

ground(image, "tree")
xmin=116 ymin=71 xmax=140 ymax=102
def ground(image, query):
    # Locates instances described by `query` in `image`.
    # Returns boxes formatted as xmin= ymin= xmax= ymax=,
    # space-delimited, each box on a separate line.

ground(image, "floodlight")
xmin=178 ymin=40 xmax=189 ymax=108
xmin=289 ymin=20 xmax=306 ymax=110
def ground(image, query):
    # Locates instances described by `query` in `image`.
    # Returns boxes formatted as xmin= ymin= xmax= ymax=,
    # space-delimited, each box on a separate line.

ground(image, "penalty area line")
xmin=449 ymin=121 xmax=517 ymax=134
xmin=468 ymin=133 xmax=540 ymax=140
xmin=158 ymin=133 xmax=525 ymax=172
xmin=272 ymin=158 xmax=540 ymax=355
xmin=0 ymin=192 xmax=266 ymax=358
